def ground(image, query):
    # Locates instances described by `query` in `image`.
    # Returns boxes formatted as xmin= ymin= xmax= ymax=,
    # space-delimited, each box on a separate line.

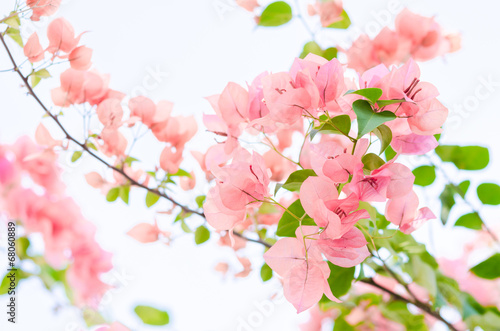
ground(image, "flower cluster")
xmin=345 ymin=9 xmax=461 ymax=72
xmin=201 ymin=54 xmax=444 ymax=311
xmin=0 ymin=137 xmax=112 ymax=307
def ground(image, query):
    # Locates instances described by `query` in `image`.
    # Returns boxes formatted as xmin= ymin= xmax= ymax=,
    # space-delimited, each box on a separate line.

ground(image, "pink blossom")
xmin=385 ymin=190 xmax=435 ymax=233
xmin=27 ymin=0 xmax=61 ymax=21
xmin=24 ymin=33 xmax=45 ymax=62
xmin=68 ymin=45 xmax=93 ymax=71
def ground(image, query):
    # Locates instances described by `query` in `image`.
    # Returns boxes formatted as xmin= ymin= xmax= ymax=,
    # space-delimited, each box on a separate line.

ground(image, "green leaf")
xmin=299 ymin=41 xmax=337 ymax=61
xmin=326 ymin=262 xmax=355 ymax=297
xmin=353 ymin=100 xmax=396 ymax=139
xmin=346 ymin=88 xmax=383 ymax=104
xmin=5 ymin=27 xmax=23 ymax=47
xmin=258 ymin=1 xmax=292 ymax=27
xmin=146 ymin=191 xmax=160 ymax=208
xmin=194 ymin=225 xmax=210 ymax=245
xmin=120 ymin=185 xmax=130 ymax=204
xmin=455 ymin=212 xmax=483 ymax=230
xmin=195 ymin=195 xmax=206 ymax=208
xmin=30 ymin=69 xmax=51 ymax=87
xmin=376 ymin=99 xmax=406 ymax=107
xmin=4 ymin=13 xmax=20 ymax=28
xmin=385 ymin=145 xmax=397 ymax=161
xmin=134 ymin=305 xmax=169 ymax=326
xmin=435 ymin=145 xmax=489 ymax=170
xmin=71 ymin=151 xmax=83 ymax=162
xmin=0 ymin=269 xmax=30 ymax=295
xmin=412 ymin=165 xmax=436 ymax=187
xmin=470 ymin=254 xmax=500 ymax=279
xmin=106 ymin=187 xmax=120 ymax=202
xmin=311 ymin=114 xmax=351 ymax=139
xmin=83 ymin=309 xmax=107 ymax=327
xmin=299 ymin=41 xmax=322 ymax=59
xmin=439 ymin=184 xmax=456 ymax=224
xmin=327 ymin=10 xmax=351 ymax=29
xmin=169 ymin=168 xmax=191 ymax=177
xmin=282 ymin=169 xmax=316 ymax=192
xmin=260 ymin=263 xmax=273 ymax=282
xmin=372 ymin=124 xmax=392 ymax=154
xmin=362 ymin=153 xmax=385 ymax=171
xmin=457 ymin=180 xmax=471 ymax=198
xmin=477 ymin=183 xmax=500 ymax=205
xmin=276 ymin=199 xmax=316 ymax=237
xmin=16 ymin=237 xmax=30 ymax=260
xmin=323 ymin=47 xmax=338 ymax=61
xmin=124 ymin=156 xmax=139 ymax=166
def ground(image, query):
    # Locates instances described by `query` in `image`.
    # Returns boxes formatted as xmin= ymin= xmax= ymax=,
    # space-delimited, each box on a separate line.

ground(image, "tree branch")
xmin=360 ymin=278 xmax=458 ymax=331
xmin=0 ymin=31 xmax=271 ymax=249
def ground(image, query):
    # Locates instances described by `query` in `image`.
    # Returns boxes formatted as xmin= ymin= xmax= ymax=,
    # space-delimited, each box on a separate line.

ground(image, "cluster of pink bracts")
xmin=201 ymin=54 xmax=444 ymax=312
xmin=0 ymin=137 xmax=112 ymax=307
xmin=345 ymin=9 xmax=461 ymax=72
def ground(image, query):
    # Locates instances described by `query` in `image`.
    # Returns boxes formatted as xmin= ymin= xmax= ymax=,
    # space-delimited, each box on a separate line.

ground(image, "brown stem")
xmin=360 ymin=278 xmax=458 ymax=331
xmin=0 ymin=32 xmax=271 ymax=248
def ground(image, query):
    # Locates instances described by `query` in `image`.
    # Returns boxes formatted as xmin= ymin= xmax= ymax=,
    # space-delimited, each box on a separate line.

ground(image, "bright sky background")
xmin=1 ymin=0 xmax=500 ymax=330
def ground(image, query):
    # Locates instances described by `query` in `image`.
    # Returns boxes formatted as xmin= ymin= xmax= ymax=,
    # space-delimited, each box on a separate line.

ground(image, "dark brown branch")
xmin=360 ymin=278 xmax=458 ymax=331
xmin=0 ymin=32 xmax=271 ymax=248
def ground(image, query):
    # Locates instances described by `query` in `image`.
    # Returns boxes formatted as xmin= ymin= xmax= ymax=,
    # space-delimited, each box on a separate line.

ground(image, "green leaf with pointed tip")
xmin=311 ymin=114 xmax=351 ymax=139
xmin=385 ymin=145 xmax=397 ymax=161
xmin=412 ymin=165 xmax=436 ymax=187
xmin=435 ymin=145 xmax=489 ymax=170
xmin=439 ymin=184 xmax=456 ymax=224
xmin=282 ymin=169 xmax=316 ymax=192
xmin=477 ymin=183 xmax=500 ymax=205
xmin=376 ymin=99 xmax=406 ymax=107
xmin=194 ymin=225 xmax=210 ymax=245
xmin=347 ymin=88 xmax=383 ymax=104
xmin=457 ymin=180 xmax=470 ymax=198
xmin=276 ymin=199 xmax=316 ymax=237
xmin=6 ymin=27 xmax=23 ymax=47
xmin=106 ymin=187 xmax=120 ymax=202
xmin=362 ymin=153 xmax=385 ymax=171
xmin=326 ymin=262 xmax=355 ymax=298
xmin=260 ymin=263 xmax=273 ymax=282
xmin=258 ymin=1 xmax=292 ymax=26
xmin=120 ymin=185 xmax=130 ymax=204
xmin=4 ymin=13 xmax=20 ymax=28
xmin=195 ymin=195 xmax=206 ymax=208
xmin=470 ymin=254 xmax=500 ymax=279
xmin=146 ymin=191 xmax=160 ymax=207
xmin=372 ymin=124 xmax=392 ymax=154
xmin=134 ymin=305 xmax=169 ymax=326
xmin=299 ymin=41 xmax=337 ymax=60
xmin=455 ymin=212 xmax=483 ymax=230
xmin=327 ymin=10 xmax=351 ymax=29
xmin=71 ymin=151 xmax=82 ymax=162
xmin=353 ymin=100 xmax=396 ymax=139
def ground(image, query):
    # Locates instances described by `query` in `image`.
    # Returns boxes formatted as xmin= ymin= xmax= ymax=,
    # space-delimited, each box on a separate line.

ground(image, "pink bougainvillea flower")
xmin=35 ymin=123 xmax=62 ymax=148
xmin=314 ymin=58 xmax=346 ymax=111
xmin=264 ymin=229 xmax=340 ymax=313
xmin=47 ymin=17 xmax=82 ymax=54
xmin=68 ymin=45 xmax=93 ymax=71
xmin=129 ymin=96 xmax=157 ymax=127
xmin=391 ymin=133 xmax=439 ymax=155
xmin=308 ymin=0 xmax=343 ymax=27
xmin=204 ymin=150 xmax=270 ymax=231
xmin=24 ymin=32 xmax=45 ymax=63
xmin=317 ymin=227 xmax=369 ymax=267
xmin=385 ymin=190 xmax=435 ymax=233
xmin=263 ymin=150 xmax=297 ymax=182
xmin=27 ymin=0 xmax=61 ymax=21
xmin=262 ymin=72 xmax=311 ymax=125
xmin=180 ymin=171 xmax=196 ymax=191
xmin=52 ymin=69 xmax=125 ymax=107
xmin=236 ymin=0 xmax=259 ymax=12
xmin=98 ymin=128 xmax=127 ymax=157
xmin=159 ymin=145 xmax=184 ymax=174
xmin=96 ymin=98 xmax=124 ymax=129
xmin=127 ymin=221 xmax=163 ymax=243
xmin=348 ymin=162 xmax=414 ymax=202
xmin=235 ymin=256 xmax=252 ymax=278
xmin=309 ymin=141 xmax=362 ymax=183
xmin=407 ymin=98 xmax=448 ymax=135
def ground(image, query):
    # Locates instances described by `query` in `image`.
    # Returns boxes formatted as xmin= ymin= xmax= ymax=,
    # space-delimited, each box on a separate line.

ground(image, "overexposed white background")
xmin=0 ymin=0 xmax=500 ymax=330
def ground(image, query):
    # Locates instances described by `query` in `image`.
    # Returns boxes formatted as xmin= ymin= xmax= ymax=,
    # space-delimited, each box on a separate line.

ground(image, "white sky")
xmin=1 ymin=0 xmax=500 ymax=330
